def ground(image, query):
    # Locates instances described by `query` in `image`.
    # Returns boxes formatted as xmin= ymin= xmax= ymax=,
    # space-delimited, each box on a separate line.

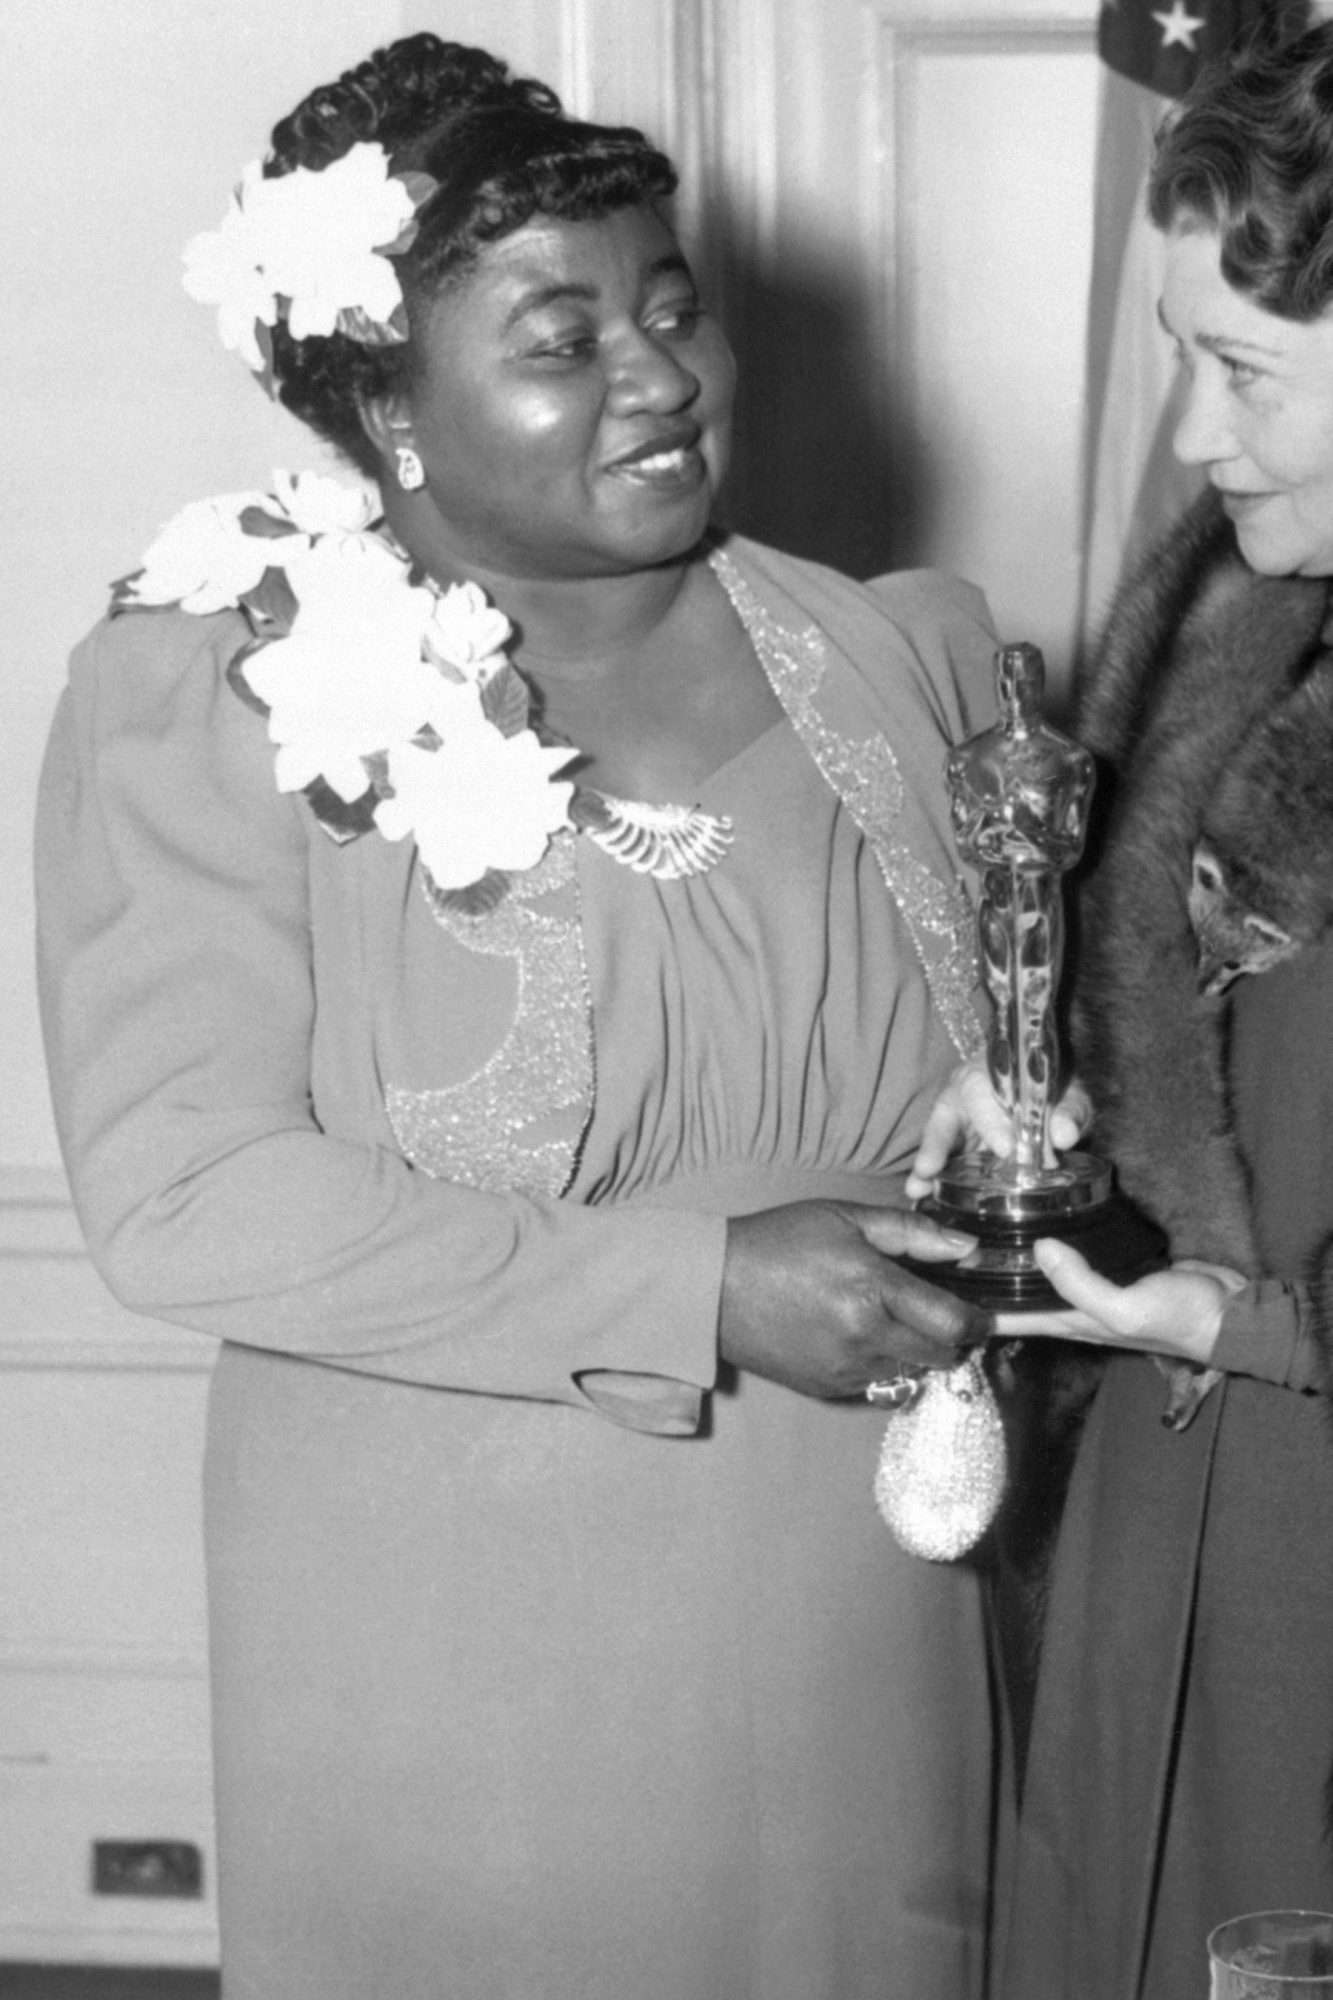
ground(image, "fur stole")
xmin=1074 ymin=489 xmax=1333 ymax=1353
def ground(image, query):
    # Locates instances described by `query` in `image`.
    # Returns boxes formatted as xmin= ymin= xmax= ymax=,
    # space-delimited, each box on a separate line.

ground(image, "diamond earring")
xmin=394 ymin=445 xmax=425 ymax=492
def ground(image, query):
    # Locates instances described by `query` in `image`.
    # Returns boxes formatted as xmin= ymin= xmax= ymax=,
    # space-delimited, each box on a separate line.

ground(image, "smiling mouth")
xmin=631 ymin=446 xmax=692 ymax=473
xmin=607 ymin=425 xmax=705 ymax=479
xmin=610 ymin=444 xmax=700 ymax=480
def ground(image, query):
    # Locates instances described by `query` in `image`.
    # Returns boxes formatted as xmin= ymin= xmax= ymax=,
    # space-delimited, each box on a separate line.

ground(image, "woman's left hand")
xmin=905 ymin=1058 xmax=1090 ymax=1202
xmin=995 ymin=1239 xmax=1249 ymax=1365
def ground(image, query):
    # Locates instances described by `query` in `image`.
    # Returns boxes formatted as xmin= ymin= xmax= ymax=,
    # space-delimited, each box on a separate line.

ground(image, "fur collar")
xmin=1072 ymin=492 xmax=1333 ymax=1293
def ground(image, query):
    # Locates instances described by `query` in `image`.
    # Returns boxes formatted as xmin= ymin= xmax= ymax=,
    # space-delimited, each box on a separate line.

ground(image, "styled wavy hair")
xmin=1148 ymin=17 xmax=1333 ymax=321
xmin=263 ymin=34 xmax=677 ymax=471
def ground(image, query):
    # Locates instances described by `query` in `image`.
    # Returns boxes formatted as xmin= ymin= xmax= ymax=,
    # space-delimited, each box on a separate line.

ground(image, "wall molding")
xmin=679 ymin=0 xmax=780 ymax=278
xmin=0 ymin=1923 xmax=219 ymax=1970
xmin=557 ymin=0 xmax=597 ymax=110
xmin=873 ymin=10 xmax=1094 ymax=54
xmin=0 ymin=1336 xmax=211 ymax=1372
xmin=0 ymin=1639 xmax=208 ymax=1682
xmin=0 ymin=1165 xmax=213 ymax=1372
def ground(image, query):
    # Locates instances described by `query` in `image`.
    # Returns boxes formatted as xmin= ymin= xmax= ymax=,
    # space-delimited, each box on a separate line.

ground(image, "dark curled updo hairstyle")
xmin=264 ymin=34 xmax=677 ymax=472
xmin=1148 ymin=17 xmax=1333 ymax=321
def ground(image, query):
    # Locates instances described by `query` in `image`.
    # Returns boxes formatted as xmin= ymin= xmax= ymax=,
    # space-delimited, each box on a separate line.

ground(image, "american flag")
xmin=1078 ymin=0 xmax=1308 ymax=658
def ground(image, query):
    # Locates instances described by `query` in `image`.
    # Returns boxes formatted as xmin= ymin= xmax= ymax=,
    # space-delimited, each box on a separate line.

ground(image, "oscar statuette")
xmin=873 ymin=642 xmax=1167 ymax=1561
xmin=918 ymin=641 xmax=1165 ymax=1308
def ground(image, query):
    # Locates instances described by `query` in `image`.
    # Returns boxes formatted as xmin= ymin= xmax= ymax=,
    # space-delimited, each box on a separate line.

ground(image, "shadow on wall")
xmin=708 ymin=231 xmax=939 ymax=583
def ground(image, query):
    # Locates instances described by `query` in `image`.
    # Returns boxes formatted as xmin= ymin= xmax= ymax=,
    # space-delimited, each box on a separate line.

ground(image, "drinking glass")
xmin=1209 ymin=1911 xmax=1333 ymax=1997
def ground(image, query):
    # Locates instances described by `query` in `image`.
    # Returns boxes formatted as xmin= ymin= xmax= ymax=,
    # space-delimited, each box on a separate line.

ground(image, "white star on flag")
xmin=1152 ymin=1 xmax=1207 ymax=48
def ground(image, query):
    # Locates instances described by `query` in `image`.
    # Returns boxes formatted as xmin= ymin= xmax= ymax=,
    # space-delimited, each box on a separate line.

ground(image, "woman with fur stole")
xmin=915 ymin=23 xmax=1333 ymax=1997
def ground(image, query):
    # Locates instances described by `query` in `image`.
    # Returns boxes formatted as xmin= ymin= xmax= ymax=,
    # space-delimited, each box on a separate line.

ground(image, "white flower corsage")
xmin=182 ymin=143 xmax=438 ymax=379
xmin=114 ymin=476 xmax=578 ymax=905
xmin=119 ymin=472 xmax=380 ymax=615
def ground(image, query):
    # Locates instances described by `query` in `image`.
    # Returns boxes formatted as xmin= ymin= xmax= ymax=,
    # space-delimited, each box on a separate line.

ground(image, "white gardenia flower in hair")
xmin=126 ymin=492 xmax=275 ymax=613
xmin=375 ymin=731 xmax=578 ymax=890
xmin=242 ymin=145 xmax=417 ymax=341
xmin=182 ymin=170 xmax=275 ymax=371
xmin=244 ymin=536 xmax=470 ymax=801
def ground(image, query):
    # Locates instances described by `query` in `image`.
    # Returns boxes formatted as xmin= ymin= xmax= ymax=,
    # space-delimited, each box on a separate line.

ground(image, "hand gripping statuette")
xmin=921 ymin=642 xmax=1165 ymax=1306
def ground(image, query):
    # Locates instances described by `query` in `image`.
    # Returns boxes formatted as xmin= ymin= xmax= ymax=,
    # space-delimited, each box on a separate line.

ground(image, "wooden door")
xmin=688 ymin=0 xmax=1100 ymax=687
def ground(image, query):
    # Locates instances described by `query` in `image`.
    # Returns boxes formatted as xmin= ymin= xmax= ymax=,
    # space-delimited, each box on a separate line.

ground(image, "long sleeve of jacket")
xmin=1212 ymin=1280 xmax=1328 ymax=1393
xmin=35 ymin=608 xmax=725 ymax=1433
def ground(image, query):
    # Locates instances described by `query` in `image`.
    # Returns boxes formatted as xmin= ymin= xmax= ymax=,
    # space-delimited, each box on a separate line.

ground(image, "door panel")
xmin=885 ymin=18 xmax=1097 ymax=671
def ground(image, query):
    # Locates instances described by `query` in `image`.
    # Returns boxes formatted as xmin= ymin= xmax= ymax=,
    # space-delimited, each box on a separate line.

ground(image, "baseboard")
xmin=0 ymin=1967 xmax=219 ymax=1998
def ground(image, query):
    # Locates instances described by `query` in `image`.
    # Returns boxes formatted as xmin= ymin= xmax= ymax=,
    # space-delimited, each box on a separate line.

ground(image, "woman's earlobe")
xmin=357 ymin=393 xmax=413 ymax=478
xmin=358 ymin=397 xmax=426 ymax=494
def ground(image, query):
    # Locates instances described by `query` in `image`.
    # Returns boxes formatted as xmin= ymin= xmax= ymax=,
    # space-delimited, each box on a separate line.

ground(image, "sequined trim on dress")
xmin=384 ymin=833 xmax=594 ymax=1196
xmin=710 ymin=550 xmax=982 ymax=1061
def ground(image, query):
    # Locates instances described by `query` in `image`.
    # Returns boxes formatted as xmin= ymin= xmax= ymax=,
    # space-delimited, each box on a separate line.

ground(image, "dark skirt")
xmin=997 ymin=1352 xmax=1333 ymax=2000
